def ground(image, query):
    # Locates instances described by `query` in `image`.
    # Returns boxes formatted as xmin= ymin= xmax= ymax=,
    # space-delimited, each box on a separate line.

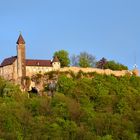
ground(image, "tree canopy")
xmin=0 ymin=72 xmax=140 ymax=139
xmin=54 ymin=50 xmax=70 ymax=67
xmin=71 ymin=52 xmax=96 ymax=68
xmin=96 ymin=58 xmax=128 ymax=70
xmin=104 ymin=60 xmax=128 ymax=70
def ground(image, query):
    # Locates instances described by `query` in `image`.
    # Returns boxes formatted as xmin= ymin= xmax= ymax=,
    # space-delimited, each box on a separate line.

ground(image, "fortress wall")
xmin=52 ymin=62 xmax=61 ymax=69
xmin=0 ymin=65 xmax=14 ymax=80
xmin=26 ymin=66 xmax=54 ymax=77
xmin=60 ymin=67 xmax=132 ymax=77
xmin=13 ymin=60 xmax=18 ymax=80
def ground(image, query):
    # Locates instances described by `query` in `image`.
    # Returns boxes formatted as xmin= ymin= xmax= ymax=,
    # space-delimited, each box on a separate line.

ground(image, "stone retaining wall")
xmin=60 ymin=67 xmax=139 ymax=77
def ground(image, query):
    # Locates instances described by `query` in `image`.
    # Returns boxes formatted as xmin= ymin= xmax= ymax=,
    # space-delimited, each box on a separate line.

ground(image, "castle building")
xmin=0 ymin=34 xmax=60 ymax=81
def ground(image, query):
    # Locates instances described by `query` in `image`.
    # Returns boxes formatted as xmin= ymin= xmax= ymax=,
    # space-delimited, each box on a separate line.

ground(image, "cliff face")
xmin=22 ymin=67 xmax=139 ymax=92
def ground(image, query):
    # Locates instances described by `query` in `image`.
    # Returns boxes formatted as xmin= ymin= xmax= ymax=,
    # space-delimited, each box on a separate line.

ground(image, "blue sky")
xmin=0 ymin=0 xmax=140 ymax=69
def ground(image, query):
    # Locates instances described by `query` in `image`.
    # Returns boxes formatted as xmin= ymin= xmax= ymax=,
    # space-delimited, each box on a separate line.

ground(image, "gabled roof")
xmin=0 ymin=57 xmax=52 ymax=67
xmin=1 ymin=56 xmax=17 ymax=67
xmin=52 ymin=56 xmax=60 ymax=62
xmin=26 ymin=59 xmax=52 ymax=67
xmin=16 ymin=34 xmax=25 ymax=44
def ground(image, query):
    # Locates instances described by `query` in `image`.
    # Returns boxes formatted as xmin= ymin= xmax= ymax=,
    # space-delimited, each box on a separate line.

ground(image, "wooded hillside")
xmin=0 ymin=73 xmax=140 ymax=140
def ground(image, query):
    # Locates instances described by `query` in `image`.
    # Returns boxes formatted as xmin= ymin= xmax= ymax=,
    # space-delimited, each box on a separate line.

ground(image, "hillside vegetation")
xmin=0 ymin=73 xmax=140 ymax=140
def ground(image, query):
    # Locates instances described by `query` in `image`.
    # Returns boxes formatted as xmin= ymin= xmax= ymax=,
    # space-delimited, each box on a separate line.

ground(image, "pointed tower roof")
xmin=16 ymin=34 xmax=25 ymax=44
xmin=52 ymin=56 xmax=60 ymax=62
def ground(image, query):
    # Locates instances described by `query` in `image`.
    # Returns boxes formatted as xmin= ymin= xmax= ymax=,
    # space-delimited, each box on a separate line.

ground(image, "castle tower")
xmin=52 ymin=56 xmax=61 ymax=69
xmin=16 ymin=34 xmax=26 ymax=78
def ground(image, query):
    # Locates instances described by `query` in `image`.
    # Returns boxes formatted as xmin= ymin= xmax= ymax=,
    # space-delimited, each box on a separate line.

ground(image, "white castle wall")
xmin=0 ymin=60 xmax=18 ymax=81
xmin=0 ymin=65 xmax=14 ymax=80
xmin=0 ymin=64 xmax=139 ymax=83
xmin=26 ymin=62 xmax=60 ymax=77
xmin=60 ymin=67 xmax=137 ymax=77
xmin=52 ymin=62 xmax=61 ymax=70
xmin=26 ymin=66 xmax=60 ymax=77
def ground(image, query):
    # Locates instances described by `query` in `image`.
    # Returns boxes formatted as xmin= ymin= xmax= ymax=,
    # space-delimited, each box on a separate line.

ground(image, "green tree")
xmin=78 ymin=52 xmax=96 ymax=68
xmin=54 ymin=50 xmax=70 ymax=67
xmin=0 ymin=71 xmax=140 ymax=139
xmin=104 ymin=60 xmax=128 ymax=70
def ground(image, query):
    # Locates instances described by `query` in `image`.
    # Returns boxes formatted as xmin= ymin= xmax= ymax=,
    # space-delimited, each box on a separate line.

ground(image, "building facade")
xmin=0 ymin=34 xmax=61 ymax=81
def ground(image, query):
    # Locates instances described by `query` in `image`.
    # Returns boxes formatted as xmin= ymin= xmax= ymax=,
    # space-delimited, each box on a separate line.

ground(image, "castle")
xmin=0 ymin=34 xmax=139 ymax=86
xmin=0 ymin=34 xmax=61 ymax=82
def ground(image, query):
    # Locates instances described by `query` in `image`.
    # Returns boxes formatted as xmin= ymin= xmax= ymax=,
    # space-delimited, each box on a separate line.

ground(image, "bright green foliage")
xmin=0 ymin=77 xmax=21 ymax=98
xmin=71 ymin=52 xmax=96 ymax=67
xmin=97 ymin=135 xmax=113 ymax=140
xmin=54 ymin=50 xmax=70 ymax=67
xmin=57 ymin=74 xmax=140 ymax=139
xmin=104 ymin=60 xmax=128 ymax=70
xmin=0 ymin=74 xmax=140 ymax=139
xmin=57 ymin=75 xmax=76 ymax=95
xmin=78 ymin=52 xmax=96 ymax=67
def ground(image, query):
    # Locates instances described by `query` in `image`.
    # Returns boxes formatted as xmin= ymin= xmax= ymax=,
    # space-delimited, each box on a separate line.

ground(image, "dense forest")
xmin=0 ymin=72 xmax=140 ymax=140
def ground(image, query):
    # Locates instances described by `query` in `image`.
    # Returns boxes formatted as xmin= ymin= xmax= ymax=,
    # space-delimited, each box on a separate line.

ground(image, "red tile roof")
xmin=26 ymin=59 xmax=52 ymax=67
xmin=0 ymin=57 xmax=52 ymax=67
xmin=1 ymin=56 xmax=17 ymax=67
xmin=16 ymin=34 xmax=25 ymax=44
